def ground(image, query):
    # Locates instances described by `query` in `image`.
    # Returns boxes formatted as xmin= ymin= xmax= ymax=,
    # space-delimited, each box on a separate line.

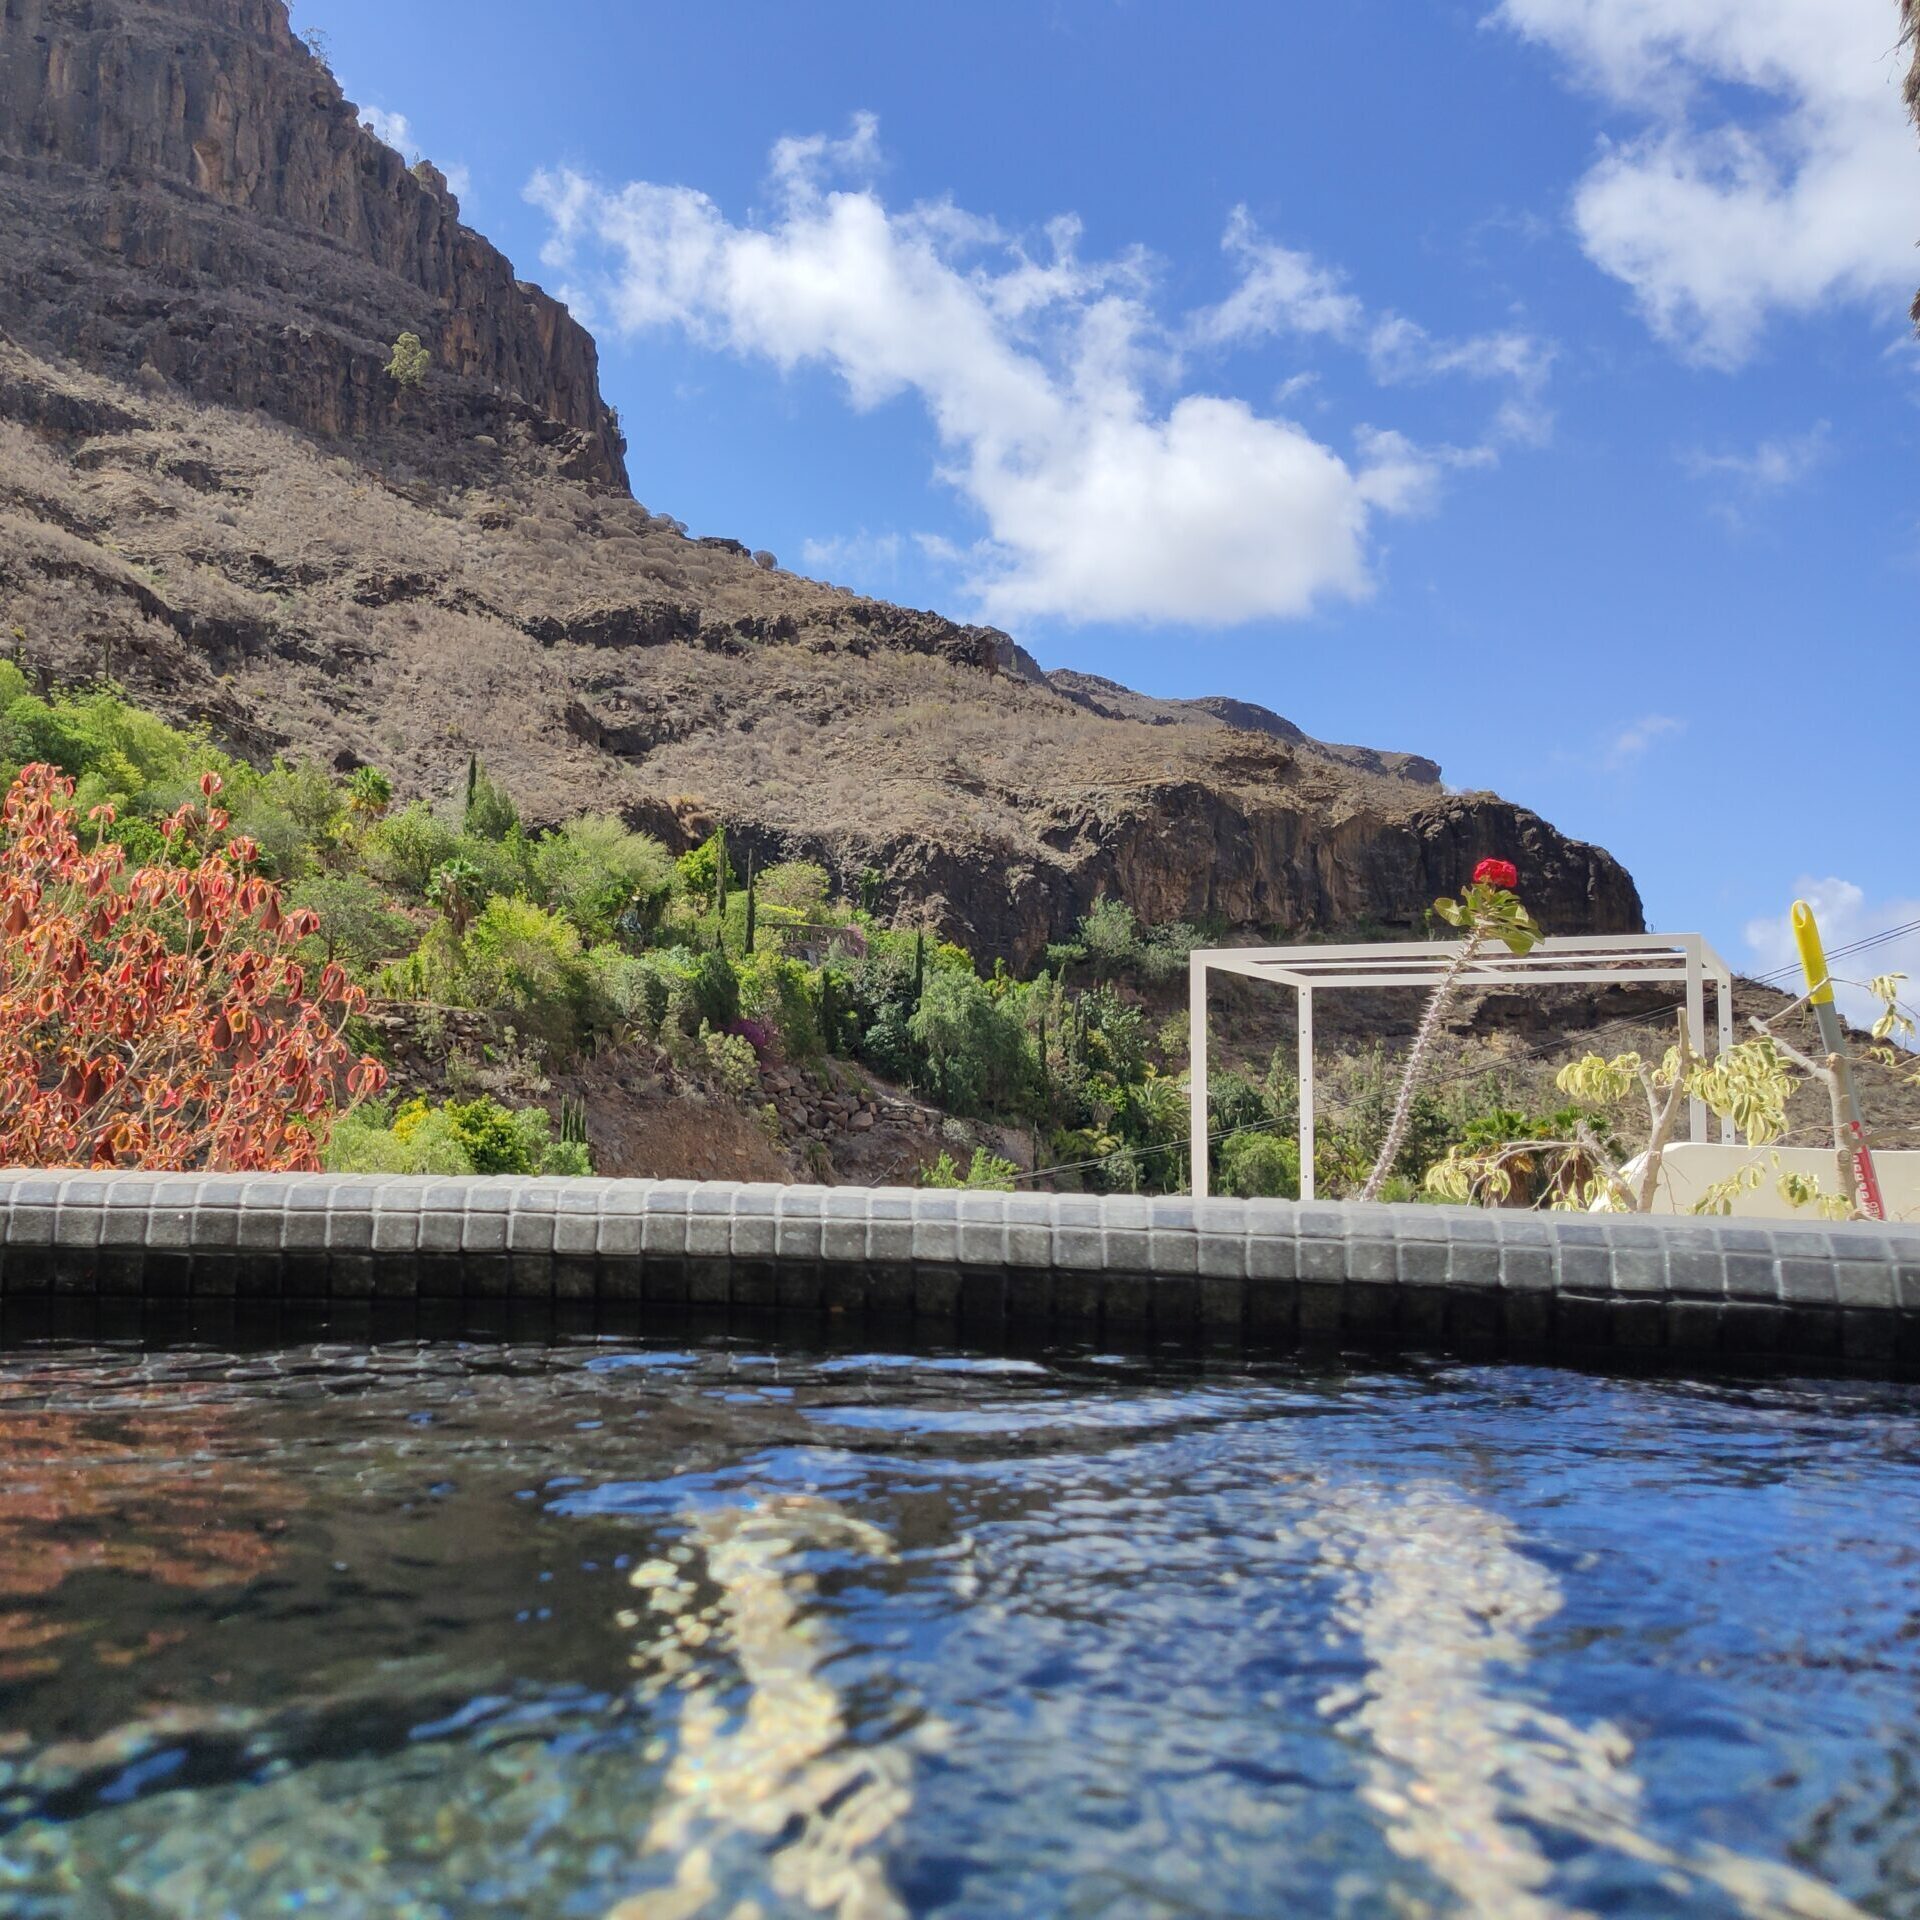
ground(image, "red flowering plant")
xmin=0 ymin=763 xmax=386 ymax=1172
xmin=1358 ymin=855 xmax=1540 ymax=1202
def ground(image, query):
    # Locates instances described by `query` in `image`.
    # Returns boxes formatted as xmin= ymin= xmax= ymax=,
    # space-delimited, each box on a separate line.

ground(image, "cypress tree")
xmin=912 ymin=928 xmax=926 ymax=1003
xmin=744 ymin=851 xmax=757 ymax=955
xmin=464 ymin=753 xmax=478 ymax=828
xmin=714 ymin=827 xmax=728 ymax=921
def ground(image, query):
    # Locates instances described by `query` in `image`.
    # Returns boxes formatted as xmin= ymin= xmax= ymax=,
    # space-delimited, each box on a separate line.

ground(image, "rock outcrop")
xmin=0 ymin=0 xmax=1645 ymax=965
xmin=0 ymin=0 xmax=625 ymax=486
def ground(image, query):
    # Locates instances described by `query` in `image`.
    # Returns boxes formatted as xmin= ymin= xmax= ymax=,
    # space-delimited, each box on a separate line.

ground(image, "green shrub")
xmin=455 ymin=898 xmax=591 ymax=1052
xmin=460 ymin=757 xmax=520 ymax=841
xmin=758 ymin=860 xmax=831 ymax=913
xmin=921 ymin=1147 xmax=1020 ymax=1191
xmin=326 ymin=1102 xmax=475 ymax=1175
xmin=909 ymin=968 xmax=1032 ymax=1116
xmin=362 ymin=802 xmax=460 ymax=896
xmin=702 ymin=1025 xmax=761 ymax=1100
xmin=1218 ymin=1132 xmax=1301 ymax=1199
xmin=686 ymin=946 xmax=740 ymax=1033
xmin=532 ymin=813 xmax=675 ymax=944
xmin=386 ymin=331 xmax=431 ymax=388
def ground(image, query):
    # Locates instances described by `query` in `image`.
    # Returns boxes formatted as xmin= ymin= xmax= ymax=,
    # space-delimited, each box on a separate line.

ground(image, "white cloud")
xmin=799 ymin=529 xmax=904 ymax=580
xmin=1192 ymin=211 xmax=1556 ymax=442
xmin=527 ymin=126 xmax=1522 ymax=627
xmin=1744 ymin=879 xmax=1920 ymax=1038
xmin=360 ymin=106 xmax=413 ymax=155
xmin=1602 ymin=711 xmax=1685 ymax=769
xmin=1192 ymin=207 xmax=1365 ymax=345
xmin=1493 ymin=0 xmax=1915 ymax=365
xmin=443 ymin=162 xmax=473 ymax=205
xmin=1679 ymin=421 xmax=1829 ymax=489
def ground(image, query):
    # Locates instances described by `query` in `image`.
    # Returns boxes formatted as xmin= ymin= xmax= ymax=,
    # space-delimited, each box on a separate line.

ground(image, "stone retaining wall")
xmin=1 ymin=1173 xmax=1915 ymax=1372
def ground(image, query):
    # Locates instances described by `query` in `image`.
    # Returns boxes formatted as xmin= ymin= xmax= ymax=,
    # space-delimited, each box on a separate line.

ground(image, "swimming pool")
xmin=0 ymin=1334 xmax=1913 ymax=1916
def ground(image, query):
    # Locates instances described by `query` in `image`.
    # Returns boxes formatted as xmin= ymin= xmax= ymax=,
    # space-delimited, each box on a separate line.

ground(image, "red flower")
xmin=1473 ymin=858 xmax=1519 ymax=890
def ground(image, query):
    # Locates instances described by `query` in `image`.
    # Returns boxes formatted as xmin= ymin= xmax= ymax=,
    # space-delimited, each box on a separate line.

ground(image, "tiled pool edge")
xmin=2 ymin=1172 xmax=1917 ymax=1372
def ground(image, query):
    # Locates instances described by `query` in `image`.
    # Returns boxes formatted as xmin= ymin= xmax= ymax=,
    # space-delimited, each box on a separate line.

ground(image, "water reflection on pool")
xmin=0 ymin=1335 xmax=1913 ymax=1917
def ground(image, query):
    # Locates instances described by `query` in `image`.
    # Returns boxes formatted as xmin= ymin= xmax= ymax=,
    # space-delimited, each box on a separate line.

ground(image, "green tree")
xmin=531 ymin=813 xmax=675 ymax=945
xmin=290 ymin=871 xmax=416 ymax=976
xmin=461 ymin=757 xmax=519 ymax=841
xmin=428 ymin=857 xmax=484 ymax=936
xmin=386 ymin=331 xmax=431 ymax=389
xmin=760 ymin=861 xmax=830 ymax=913
xmin=909 ymin=968 xmax=1031 ymax=1115
xmin=346 ymin=765 xmax=394 ymax=822
xmin=362 ymin=802 xmax=460 ymax=896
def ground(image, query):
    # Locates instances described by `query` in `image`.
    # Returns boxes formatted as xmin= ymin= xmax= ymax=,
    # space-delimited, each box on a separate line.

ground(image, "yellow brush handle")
xmin=1791 ymin=899 xmax=1834 ymax=1007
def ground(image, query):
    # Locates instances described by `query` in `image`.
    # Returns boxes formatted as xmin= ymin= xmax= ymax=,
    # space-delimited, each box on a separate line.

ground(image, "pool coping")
xmin=1 ymin=1172 xmax=1916 ymax=1373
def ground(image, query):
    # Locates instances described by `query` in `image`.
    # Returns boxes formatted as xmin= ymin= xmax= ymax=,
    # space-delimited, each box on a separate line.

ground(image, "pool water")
xmin=0 ymin=1334 xmax=1915 ymax=1918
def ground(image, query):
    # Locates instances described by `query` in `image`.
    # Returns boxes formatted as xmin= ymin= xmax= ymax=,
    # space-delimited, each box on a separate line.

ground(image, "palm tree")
xmin=428 ymin=857 xmax=482 ymax=937
xmin=345 ymin=765 xmax=393 ymax=823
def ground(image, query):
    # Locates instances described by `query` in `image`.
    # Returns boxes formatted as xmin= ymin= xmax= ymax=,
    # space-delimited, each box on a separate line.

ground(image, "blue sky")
xmin=306 ymin=0 xmax=1916 ymax=1005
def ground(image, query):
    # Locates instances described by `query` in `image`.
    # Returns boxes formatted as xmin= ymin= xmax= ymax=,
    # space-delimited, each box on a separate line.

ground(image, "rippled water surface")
xmin=0 ymin=1332 xmax=1915 ymax=1918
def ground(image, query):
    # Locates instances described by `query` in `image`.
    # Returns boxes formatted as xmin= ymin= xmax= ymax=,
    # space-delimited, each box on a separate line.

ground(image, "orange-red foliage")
xmin=0 ymin=762 xmax=385 ymax=1170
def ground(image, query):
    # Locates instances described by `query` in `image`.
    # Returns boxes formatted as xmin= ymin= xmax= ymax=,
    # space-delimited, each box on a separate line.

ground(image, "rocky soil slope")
xmin=0 ymin=0 xmax=1644 ymax=968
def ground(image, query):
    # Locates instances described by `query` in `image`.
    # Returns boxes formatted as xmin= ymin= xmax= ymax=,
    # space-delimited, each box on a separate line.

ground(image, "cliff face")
xmin=0 ymin=0 xmax=1644 ymax=962
xmin=0 ymin=0 xmax=625 ymax=485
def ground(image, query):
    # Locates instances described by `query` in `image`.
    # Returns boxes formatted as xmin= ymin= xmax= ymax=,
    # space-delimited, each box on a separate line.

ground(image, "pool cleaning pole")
xmin=1792 ymin=900 xmax=1885 ymax=1222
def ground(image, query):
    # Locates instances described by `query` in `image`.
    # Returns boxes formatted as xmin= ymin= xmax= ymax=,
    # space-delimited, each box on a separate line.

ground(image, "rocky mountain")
xmin=0 ymin=0 xmax=1644 ymax=964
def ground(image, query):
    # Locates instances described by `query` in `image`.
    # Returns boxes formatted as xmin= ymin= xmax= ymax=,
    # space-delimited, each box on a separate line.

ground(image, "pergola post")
xmin=1298 ymin=985 xmax=1315 ymax=1203
xmin=1717 ymin=972 xmax=1736 ymax=1144
xmin=1189 ymin=952 xmax=1210 ymax=1198
xmin=1686 ymin=939 xmax=1708 ymax=1142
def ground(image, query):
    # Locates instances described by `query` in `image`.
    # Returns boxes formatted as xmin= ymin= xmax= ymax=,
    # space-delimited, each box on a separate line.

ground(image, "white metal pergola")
xmin=1188 ymin=933 xmax=1736 ymax=1199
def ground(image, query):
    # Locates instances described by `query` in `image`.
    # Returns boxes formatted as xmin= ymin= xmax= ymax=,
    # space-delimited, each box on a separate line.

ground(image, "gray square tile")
xmin=460 ymin=1208 xmax=511 ymax=1254
xmin=1196 ymin=1232 xmax=1248 ymax=1280
xmin=1148 ymin=1230 xmax=1199 ymax=1277
xmin=53 ymin=1206 xmax=103 ymax=1250
xmin=1666 ymin=1246 xmax=1726 ymax=1297
xmin=1345 ymin=1236 xmax=1396 ymax=1285
xmin=324 ymin=1210 xmax=374 ymax=1253
xmin=507 ymin=1207 xmax=557 ymax=1255
xmin=685 ymin=1211 xmax=733 ymax=1260
xmin=956 ymin=1220 xmax=1009 ymax=1266
xmin=371 ymin=1210 xmax=418 ymax=1254
xmin=1246 ymin=1233 xmax=1299 ymax=1282
xmin=866 ymin=1218 xmax=915 ymax=1263
xmin=1777 ymin=1257 xmax=1836 ymax=1305
xmin=909 ymin=1219 xmax=959 ymax=1265
xmin=1396 ymin=1239 xmax=1448 ymax=1285
xmin=1722 ymin=1251 xmax=1778 ymax=1300
xmin=1447 ymin=1242 xmax=1501 ymax=1289
xmin=1557 ymin=1246 xmax=1612 ymax=1291
xmin=1297 ymin=1238 xmax=1346 ymax=1283
xmin=1832 ymin=1261 xmax=1895 ymax=1310
xmin=1610 ymin=1247 xmax=1668 ymax=1295
xmin=1006 ymin=1222 xmax=1052 ymax=1270
xmin=553 ymin=1211 xmax=598 ymax=1257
